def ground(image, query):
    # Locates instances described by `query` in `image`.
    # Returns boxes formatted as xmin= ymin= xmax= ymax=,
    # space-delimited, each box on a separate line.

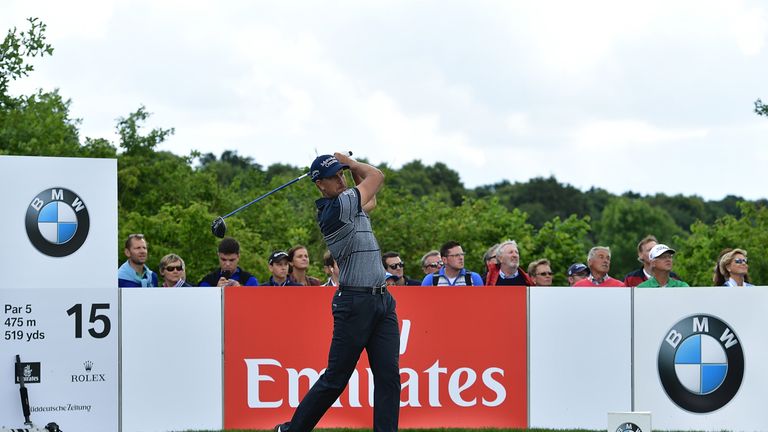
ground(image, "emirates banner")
xmin=224 ymin=285 xmax=527 ymax=429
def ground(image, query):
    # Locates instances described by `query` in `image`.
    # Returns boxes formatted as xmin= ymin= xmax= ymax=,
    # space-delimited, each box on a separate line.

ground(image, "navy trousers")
xmin=279 ymin=289 xmax=400 ymax=432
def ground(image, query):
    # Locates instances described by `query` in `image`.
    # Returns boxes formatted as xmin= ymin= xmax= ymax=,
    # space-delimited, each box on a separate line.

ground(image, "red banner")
xmin=224 ymin=285 xmax=527 ymax=429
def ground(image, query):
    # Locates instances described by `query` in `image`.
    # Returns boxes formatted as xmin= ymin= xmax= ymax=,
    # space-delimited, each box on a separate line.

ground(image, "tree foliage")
xmin=1 ymin=17 xmax=53 ymax=103
xmin=595 ymin=197 xmax=685 ymax=279
xmin=755 ymin=98 xmax=768 ymax=117
xmin=673 ymin=202 xmax=768 ymax=286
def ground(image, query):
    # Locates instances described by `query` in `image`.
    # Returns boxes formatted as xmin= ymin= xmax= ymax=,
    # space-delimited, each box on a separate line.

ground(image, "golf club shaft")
xmin=221 ymin=173 xmax=308 ymax=219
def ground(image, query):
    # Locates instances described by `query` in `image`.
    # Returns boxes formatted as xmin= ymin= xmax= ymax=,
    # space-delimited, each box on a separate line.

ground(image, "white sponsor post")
xmin=0 ymin=288 xmax=118 ymax=431
xmin=0 ymin=156 xmax=117 ymax=289
xmin=529 ymin=286 xmax=632 ymax=429
xmin=121 ymin=288 xmax=223 ymax=432
xmin=634 ymin=287 xmax=768 ymax=430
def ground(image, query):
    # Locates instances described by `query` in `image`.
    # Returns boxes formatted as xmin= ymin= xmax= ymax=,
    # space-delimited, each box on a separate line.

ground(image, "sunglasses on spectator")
xmin=734 ymin=258 xmax=748 ymax=264
xmin=387 ymin=263 xmax=405 ymax=270
xmin=165 ymin=265 xmax=184 ymax=272
xmin=537 ymin=272 xmax=554 ymax=276
xmin=424 ymin=262 xmax=443 ymax=269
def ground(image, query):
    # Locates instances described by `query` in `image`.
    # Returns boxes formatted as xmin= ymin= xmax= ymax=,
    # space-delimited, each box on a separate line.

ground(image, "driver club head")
xmin=211 ymin=216 xmax=227 ymax=238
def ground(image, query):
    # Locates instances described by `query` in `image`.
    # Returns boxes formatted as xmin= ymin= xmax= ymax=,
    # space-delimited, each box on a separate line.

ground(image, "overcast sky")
xmin=2 ymin=0 xmax=767 ymax=200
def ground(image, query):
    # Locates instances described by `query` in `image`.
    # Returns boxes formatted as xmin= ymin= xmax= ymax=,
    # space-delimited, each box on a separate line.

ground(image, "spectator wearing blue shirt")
xmin=118 ymin=233 xmax=158 ymax=287
xmin=421 ymin=241 xmax=484 ymax=286
xmin=198 ymin=237 xmax=259 ymax=287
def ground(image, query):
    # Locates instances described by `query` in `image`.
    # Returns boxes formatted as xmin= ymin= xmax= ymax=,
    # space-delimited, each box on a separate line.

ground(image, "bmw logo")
xmin=615 ymin=422 xmax=642 ymax=432
xmin=25 ymin=188 xmax=90 ymax=257
xmin=658 ymin=314 xmax=744 ymax=413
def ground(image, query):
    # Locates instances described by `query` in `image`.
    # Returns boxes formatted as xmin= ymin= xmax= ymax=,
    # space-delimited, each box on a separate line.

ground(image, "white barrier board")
xmin=0 ymin=288 xmax=118 ymax=431
xmin=121 ymin=288 xmax=223 ymax=432
xmin=529 ymin=287 xmax=632 ymax=429
xmin=634 ymin=287 xmax=768 ymax=430
xmin=0 ymin=156 xmax=117 ymax=289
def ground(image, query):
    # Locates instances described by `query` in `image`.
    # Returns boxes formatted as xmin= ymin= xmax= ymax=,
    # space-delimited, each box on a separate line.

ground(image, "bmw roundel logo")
xmin=616 ymin=422 xmax=642 ymax=432
xmin=658 ymin=314 xmax=744 ymax=413
xmin=25 ymin=188 xmax=90 ymax=257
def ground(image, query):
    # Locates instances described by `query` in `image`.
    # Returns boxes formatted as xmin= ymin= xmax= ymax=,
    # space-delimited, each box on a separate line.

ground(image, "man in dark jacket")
xmin=198 ymin=237 xmax=259 ymax=287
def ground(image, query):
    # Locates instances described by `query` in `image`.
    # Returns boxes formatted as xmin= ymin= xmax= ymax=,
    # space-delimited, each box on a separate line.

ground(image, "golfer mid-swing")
xmin=275 ymin=152 xmax=400 ymax=432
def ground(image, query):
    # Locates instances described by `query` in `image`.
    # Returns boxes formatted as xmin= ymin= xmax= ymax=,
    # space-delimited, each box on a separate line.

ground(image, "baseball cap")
xmin=385 ymin=272 xmax=398 ymax=281
xmin=567 ymin=263 xmax=589 ymax=276
xmin=649 ymin=244 xmax=676 ymax=260
xmin=310 ymin=155 xmax=349 ymax=182
xmin=268 ymin=250 xmax=289 ymax=265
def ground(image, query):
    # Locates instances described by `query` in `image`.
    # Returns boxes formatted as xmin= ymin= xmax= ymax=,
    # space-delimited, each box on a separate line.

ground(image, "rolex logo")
xmin=84 ymin=361 xmax=93 ymax=372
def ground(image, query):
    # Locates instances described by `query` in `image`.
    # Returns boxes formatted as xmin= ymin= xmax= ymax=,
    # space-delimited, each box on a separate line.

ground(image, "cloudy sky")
xmin=2 ymin=0 xmax=767 ymax=200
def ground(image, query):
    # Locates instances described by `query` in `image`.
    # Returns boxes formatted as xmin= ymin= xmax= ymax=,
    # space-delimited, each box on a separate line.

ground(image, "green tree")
xmin=386 ymin=160 xmax=466 ymax=206
xmin=596 ymin=197 xmax=685 ymax=279
xmin=116 ymin=106 xmax=207 ymax=214
xmin=0 ymin=90 xmax=80 ymax=156
xmin=673 ymin=202 xmax=768 ymax=286
xmin=474 ymin=176 xmax=592 ymax=229
xmin=529 ymin=215 xmax=592 ymax=286
xmin=0 ymin=17 xmax=53 ymax=103
xmin=117 ymin=106 xmax=174 ymax=156
xmin=755 ymin=98 xmax=768 ymax=117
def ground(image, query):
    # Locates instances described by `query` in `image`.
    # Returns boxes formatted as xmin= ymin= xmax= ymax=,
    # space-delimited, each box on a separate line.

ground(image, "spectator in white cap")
xmin=637 ymin=244 xmax=690 ymax=288
xmin=384 ymin=272 xmax=399 ymax=286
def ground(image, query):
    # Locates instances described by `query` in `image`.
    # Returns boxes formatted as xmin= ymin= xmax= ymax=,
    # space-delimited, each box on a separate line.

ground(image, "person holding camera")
xmin=198 ymin=237 xmax=259 ymax=287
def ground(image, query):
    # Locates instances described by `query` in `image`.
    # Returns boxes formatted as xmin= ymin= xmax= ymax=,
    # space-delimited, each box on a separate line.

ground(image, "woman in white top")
xmin=718 ymin=248 xmax=754 ymax=287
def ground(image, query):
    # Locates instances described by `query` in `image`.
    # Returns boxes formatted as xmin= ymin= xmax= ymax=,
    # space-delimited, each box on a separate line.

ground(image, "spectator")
xmin=382 ymin=252 xmax=421 ymax=286
xmin=718 ymin=248 xmax=754 ymax=287
xmin=420 ymin=250 xmax=442 ymax=275
xmin=158 ymin=253 xmax=192 ymax=287
xmin=421 ymin=241 xmax=484 ymax=286
xmin=574 ymin=246 xmax=626 ymax=287
xmin=486 ymin=240 xmax=534 ymax=286
xmin=624 ymin=235 xmax=680 ymax=286
xmin=288 ymin=245 xmax=322 ymax=286
xmin=637 ymin=244 xmax=690 ymax=288
xmin=322 ymin=250 xmax=340 ymax=287
xmin=198 ymin=237 xmax=259 ymax=287
xmin=713 ymin=248 xmax=733 ymax=286
xmin=262 ymin=251 xmax=301 ymax=286
xmin=528 ymin=259 xmax=554 ymax=286
xmin=118 ymin=234 xmax=158 ymax=287
xmin=481 ymin=243 xmax=499 ymax=282
xmin=567 ymin=263 xmax=590 ymax=286
xmin=384 ymin=272 xmax=399 ymax=286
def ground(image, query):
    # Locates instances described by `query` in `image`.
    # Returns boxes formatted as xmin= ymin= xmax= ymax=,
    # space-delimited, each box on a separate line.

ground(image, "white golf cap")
xmin=649 ymin=244 xmax=676 ymax=260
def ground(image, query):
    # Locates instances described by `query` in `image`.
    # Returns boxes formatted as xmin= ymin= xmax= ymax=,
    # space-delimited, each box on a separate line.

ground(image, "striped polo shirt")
xmin=315 ymin=187 xmax=386 ymax=288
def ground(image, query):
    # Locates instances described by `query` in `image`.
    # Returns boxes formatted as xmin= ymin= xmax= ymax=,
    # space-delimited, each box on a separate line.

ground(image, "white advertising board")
xmin=121 ymin=288 xmax=223 ymax=432
xmin=0 ymin=288 xmax=118 ymax=431
xmin=529 ymin=286 xmax=632 ymax=429
xmin=634 ymin=287 xmax=768 ymax=430
xmin=0 ymin=156 xmax=117 ymax=289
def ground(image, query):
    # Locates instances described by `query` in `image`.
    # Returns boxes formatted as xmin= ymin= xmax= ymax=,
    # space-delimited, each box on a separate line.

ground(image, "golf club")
xmin=211 ymin=151 xmax=352 ymax=238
